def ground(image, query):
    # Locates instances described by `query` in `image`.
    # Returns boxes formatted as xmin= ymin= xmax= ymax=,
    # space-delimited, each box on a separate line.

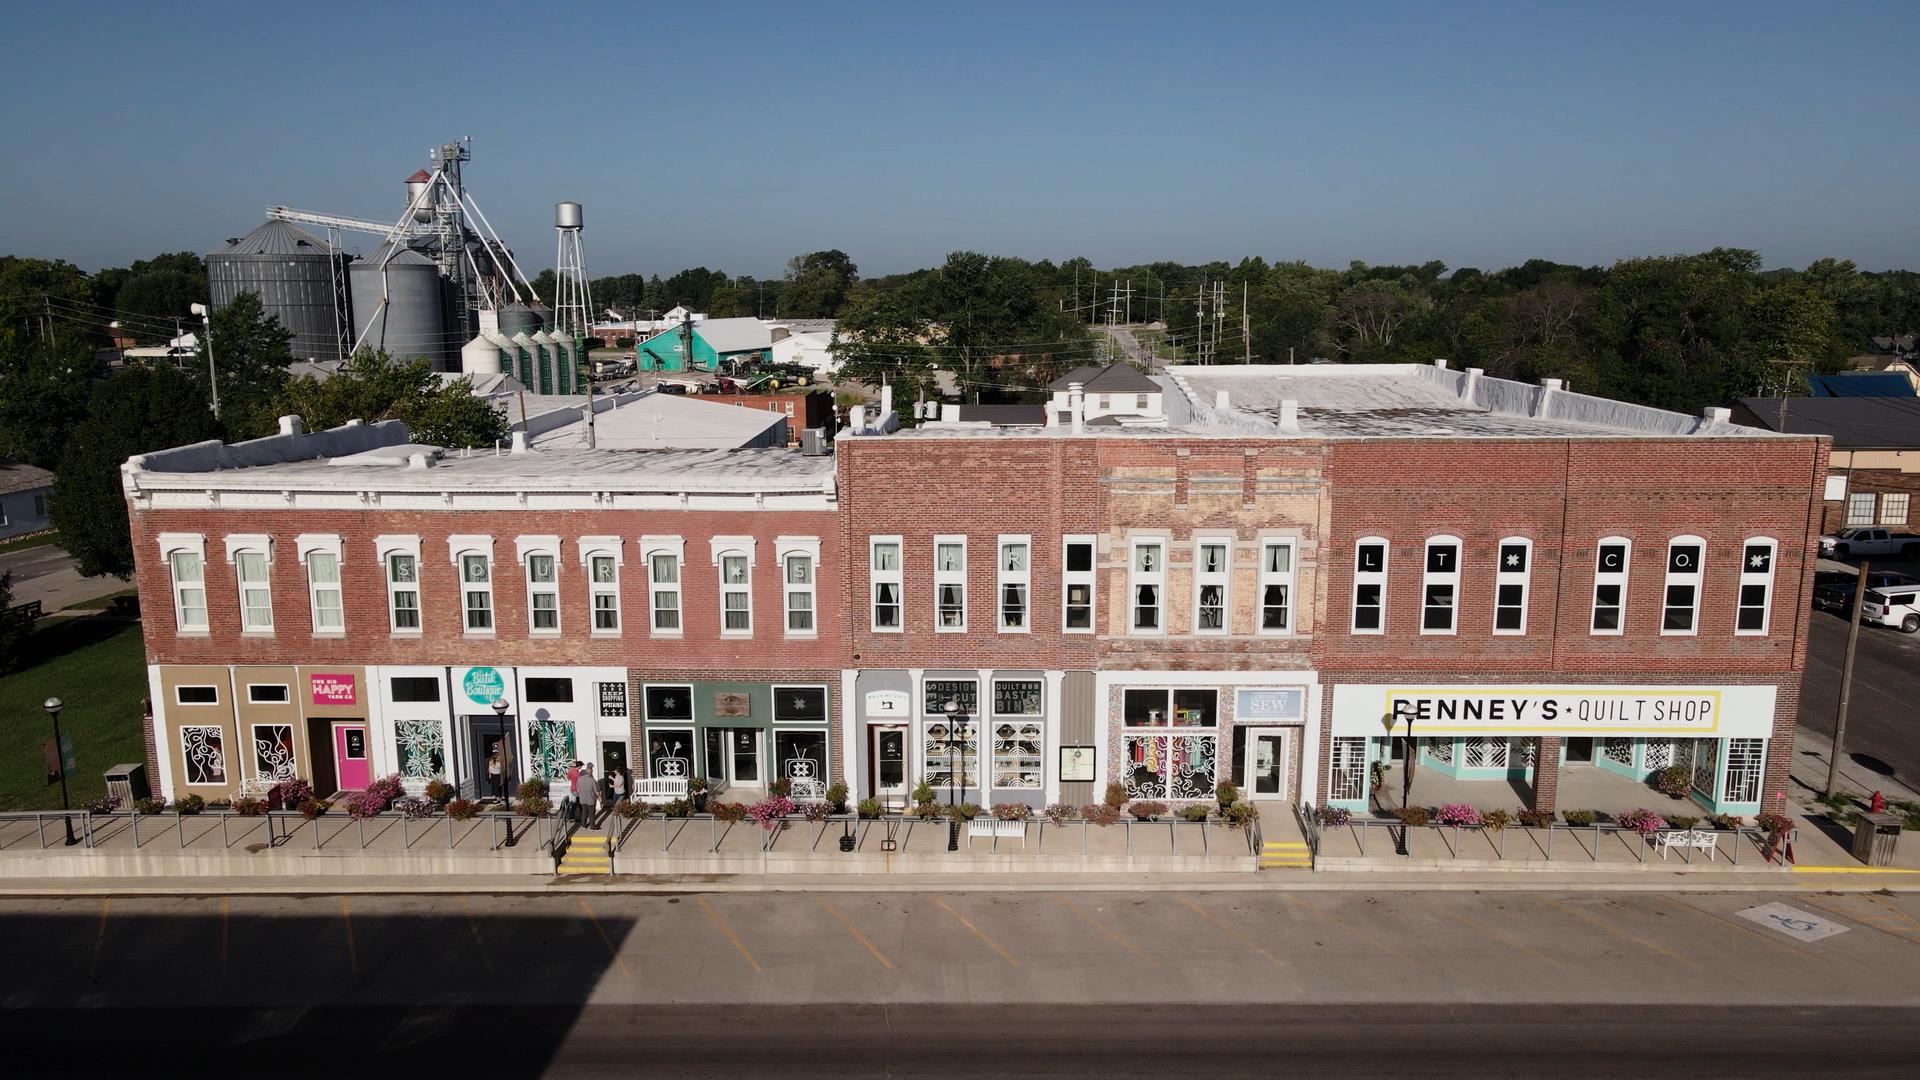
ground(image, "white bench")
xmin=1656 ymin=829 xmax=1719 ymax=860
xmin=632 ymin=777 xmax=688 ymax=800
xmin=967 ymin=819 xmax=1027 ymax=847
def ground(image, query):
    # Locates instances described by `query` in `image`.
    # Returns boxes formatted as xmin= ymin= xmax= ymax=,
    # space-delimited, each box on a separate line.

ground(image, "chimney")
xmin=850 ymin=405 xmax=867 ymax=434
xmin=1214 ymin=390 xmax=1230 ymax=410
xmin=1461 ymin=367 xmax=1484 ymax=399
xmin=1278 ymin=399 xmax=1299 ymax=432
xmin=1431 ymin=358 xmax=1449 ymax=369
xmin=1540 ymin=378 xmax=1564 ymax=391
xmin=1703 ymin=406 xmax=1731 ymax=424
xmin=510 ymin=430 xmax=529 ymax=454
xmin=277 ymin=415 xmax=304 ymax=437
xmin=880 ymin=384 xmax=893 ymax=419
xmin=404 ymin=451 xmax=434 ymax=470
xmin=1069 ymin=381 xmax=1085 ymax=435
xmin=1532 ymin=378 xmax=1562 ymax=418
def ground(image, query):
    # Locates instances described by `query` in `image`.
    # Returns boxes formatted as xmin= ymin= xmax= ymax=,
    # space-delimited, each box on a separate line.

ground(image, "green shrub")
xmin=1215 ymin=782 xmax=1239 ymax=805
xmin=1480 ymin=808 xmax=1514 ymax=831
xmin=1517 ymin=809 xmax=1553 ymax=828
xmin=1128 ymin=800 xmax=1168 ymax=820
xmin=232 ymin=797 xmax=267 ymax=817
xmin=1711 ymin=813 xmax=1745 ymax=830
xmin=826 ymin=781 xmax=849 ymax=810
xmin=1655 ymin=765 xmax=1693 ymax=799
xmin=173 ymin=794 xmax=205 ymax=815
xmin=913 ymin=800 xmax=945 ymax=822
xmin=1103 ymin=781 xmax=1128 ymax=808
xmin=709 ymin=802 xmax=748 ymax=824
xmin=445 ymin=799 xmax=479 ymax=820
xmin=1393 ymin=806 xmax=1430 ymax=827
xmin=663 ymin=798 xmax=693 ymax=818
xmin=134 ymin=797 xmax=167 ymax=815
xmin=516 ymin=779 xmax=546 ymax=802
xmin=1563 ymin=809 xmax=1597 ymax=827
xmin=911 ymin=778 xmax=934 ymax=803
xmin=947 ymin=802 xmax=982 ymax=822
xmin=857 ymin=798 xmax=883 ymax=819
xmin=1666 ymin=815 xmax=1700 ymax=829
xmin=1222 ymin=803 xmax=1259 ymax=830
xmin=1179 ymin=804 xmax=1211 ymax=822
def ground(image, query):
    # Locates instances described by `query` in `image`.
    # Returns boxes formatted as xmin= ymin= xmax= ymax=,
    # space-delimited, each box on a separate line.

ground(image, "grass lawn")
xmin=0 ymin=617 xmax=148 ymax=811
xmin=0 ymin=530 xmax=62 ymax=554
xmin=67 ymin=588 xmax=138 ymax=611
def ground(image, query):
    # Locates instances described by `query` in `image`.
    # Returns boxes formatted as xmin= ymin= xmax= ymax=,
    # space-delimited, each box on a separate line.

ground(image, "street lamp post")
xmin=943 ymin=698 xmax=965 ymax=851
xmin=491 ymin=697 xmax=516 ymax=846
xmin=190 ymin=302 xmax=218 ymax=419
xmin=43 ymin=698 xmax=77 ymax=846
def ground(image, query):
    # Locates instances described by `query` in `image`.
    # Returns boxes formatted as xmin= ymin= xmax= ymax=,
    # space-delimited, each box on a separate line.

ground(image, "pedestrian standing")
xmin=486 ymin=747 xmax=504 ymax=800
xmin=577 ymin=762 xmax=599 ymax=826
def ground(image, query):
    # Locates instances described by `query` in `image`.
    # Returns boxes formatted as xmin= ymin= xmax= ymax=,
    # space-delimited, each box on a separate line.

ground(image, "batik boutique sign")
xmin=1331 ymin=684 xmax=1777 ymax=738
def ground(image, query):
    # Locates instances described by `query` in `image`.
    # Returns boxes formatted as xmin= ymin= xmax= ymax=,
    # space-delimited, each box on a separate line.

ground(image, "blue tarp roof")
xmin=1807 ymin=373 xmax=1915 ymax=398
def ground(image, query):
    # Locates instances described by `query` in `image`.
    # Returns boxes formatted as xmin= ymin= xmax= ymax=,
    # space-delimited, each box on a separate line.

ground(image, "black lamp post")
xmin=43 ymin=697 xmax=77 ymax=846
xmin=491 ymin=697 xmax=516 ymax=846
xmin=943 ymin=698 xmax=965 ymax=851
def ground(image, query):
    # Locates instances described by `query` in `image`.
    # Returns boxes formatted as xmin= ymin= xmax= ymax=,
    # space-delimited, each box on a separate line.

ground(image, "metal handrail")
xmin=0 ymin=810 xmax=95 ymax=849
xmin=1331 ymin=814 xmax=1770 ymax=865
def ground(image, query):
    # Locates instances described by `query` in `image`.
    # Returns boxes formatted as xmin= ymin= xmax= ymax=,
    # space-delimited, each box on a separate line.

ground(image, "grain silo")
xmin=206 ymin=220 xmax=350 ymax=362
xmin=349 ymin=243 xmax=450 ymax=368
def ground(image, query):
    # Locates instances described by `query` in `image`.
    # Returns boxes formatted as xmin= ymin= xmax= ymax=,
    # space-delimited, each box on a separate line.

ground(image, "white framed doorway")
xmin=1242 ymin=728 xmax=1293 ymax=802
xmin=870 ymin=726 xmax=908 ymax=808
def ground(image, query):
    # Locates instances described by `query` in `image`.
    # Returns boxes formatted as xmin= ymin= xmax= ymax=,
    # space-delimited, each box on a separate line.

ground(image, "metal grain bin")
xmin=349 ymin=243 xmax=448 ymax=369
xmin=206 ymin=220 xmax=350 ymax=362
xmin=498 ymin=301 xmax=544 ymax=340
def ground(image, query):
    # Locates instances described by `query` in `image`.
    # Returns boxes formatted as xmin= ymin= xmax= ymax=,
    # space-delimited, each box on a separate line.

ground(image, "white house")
xmin=773 ymin=330 xmax=837 ymax=374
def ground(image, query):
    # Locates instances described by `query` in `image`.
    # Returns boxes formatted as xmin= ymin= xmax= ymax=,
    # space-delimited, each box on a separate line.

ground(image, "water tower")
xmin=553 ymin=201 xmax=592 ymax=342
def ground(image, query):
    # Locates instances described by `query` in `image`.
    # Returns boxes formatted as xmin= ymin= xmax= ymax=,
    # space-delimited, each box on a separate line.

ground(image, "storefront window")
xmin=181 ymin=726 xmax=227 ymax=785
xmin=924 ymin=720 xmax=977 ymax=789
xmin=531 ymin=719 xmax=575 ymax=782
xmin=1123 ymin=733 xmax=1215 ymax=799
xmin=393 ymin=718 xmax=444 ymax=778
xmin=648 ymin=729 xmax=693 ymax=779
xmin=924 ymin=679 xmax=978 ymax=716
xmin=992 ymin=721 xmax=1043 ymax=788
xmin=775 ymin=730 xmax=826 ymax=787
xmin=1723 ymin=738 xmax=1763 ymax=803
xmin=251 ymin=724 xmax=296 ymax=782
xmin=993 ymin=680 xmax=1042 ymax=716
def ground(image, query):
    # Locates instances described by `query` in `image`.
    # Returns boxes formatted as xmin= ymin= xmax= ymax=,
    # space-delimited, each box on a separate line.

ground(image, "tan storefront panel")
xmin=159 ymin=666 xmax=238 ymax=797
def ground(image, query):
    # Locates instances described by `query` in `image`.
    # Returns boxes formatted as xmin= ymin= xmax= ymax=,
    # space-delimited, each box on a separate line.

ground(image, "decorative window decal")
xmin=1131 ymin=540 xmax=1164 ymax=633
xmin=1662 ymin=536 xmax=1704 ymax=635
xmin=251 ymin=724 xmax=296 ymax=782
xmin=181 ymin=726 xmax=227 ymax=785
xmin=1591 ymin=537 xmax=1631 ymax=635
xmin=935 ymin=537 xmax=967 ymax=631
xmin=394 ymin=718 xmax=445 ymax=779
xmin=1194 ymin=538 xmax=1229 ymax=634
xmin=1494 ymin=538 xmax=1532 ymax=635
xmin=1736 ymin=538 xmax=1777 ymax=636
xmin=1062 ymin=535 xmax=1095 ymax=632
xmin=1421 ymin=537 xmax=1460 ymax=634
xmin=1260 ymin=541 xmax=1294 ymax=634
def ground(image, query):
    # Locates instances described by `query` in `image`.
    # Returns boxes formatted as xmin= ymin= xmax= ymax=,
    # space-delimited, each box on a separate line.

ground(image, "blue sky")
xmin=3 ymin=1 xmax=1916 ymax=278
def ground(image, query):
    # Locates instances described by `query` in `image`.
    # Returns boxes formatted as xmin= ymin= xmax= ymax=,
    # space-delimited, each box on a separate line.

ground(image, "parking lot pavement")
xmin=1800 ymin=598 xmax=1920 ymax=793
xmin=7 ymin=889 xmax=1920 ymax=1010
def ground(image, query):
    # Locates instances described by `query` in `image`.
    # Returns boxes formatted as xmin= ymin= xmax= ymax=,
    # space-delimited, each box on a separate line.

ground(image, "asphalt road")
xmin=0 ymin=543 xmax=125 ymax=611
xmin=4 ymin=889 xmax=1919 ymax=1076
xmin=1799 ymin=597 xmax=1920 ymax=791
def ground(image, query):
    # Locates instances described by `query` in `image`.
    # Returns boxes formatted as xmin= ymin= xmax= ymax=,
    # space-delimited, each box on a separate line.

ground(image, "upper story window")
xmin=777 ymin=536 xmax=821 ymax=637
xmin=449 ymin=534 xmax=495 ymax=634
xmin=1736 ymin=538 xmax=1777 ymax=636
xmin=159 ymin=533 xmax=208 ymax=633
xmin=935 ymin=536 xmax=967 ymax=631
xmin=870 ymin=536 xmax=902 ymax=631
xmin=518 ymin=536 xmax=561 ymax=635
xmin=998 ymin=536 xmax=1030 ymax=631
xmin=1883 ymin=494 xmax=1911 ymax=526
xmin=1351 ymin=537 xmax=1387 ymax=634
xmin=1591 ymin=537 xmax=1630 ymax=635
xmin=1847 ymin=493 xmax=1876 ymax=526
xmin=1130 ymin=539 xmax=1164 ymax=633
xmin=1194 ymin=537 xmax=1230 ymax=634
xmin=298 ymin=535 xmax=344 ymax=635
xmin=1062 ymin=535 xmax=1095 ymax=632
xmin=711 ymin=536 xmax=756 ymax=636
xmin=1421 ymin=537 xmax=1460 ymax=634
xmin=579 ymin=536 xmax=622 ymax=635
xmin=1494 ymin=538 xmax=1532 ymax=635
xmin=644 ymin=536 xmax=684 ymax=634
xmin=1260 ymin=540 xmax=1294 ymax=634
xmin=1662 ymin=536 xmax=1704 ymax=636
xmin=225 ymin=535 xmax=274 ymax=632
xmin=377 ymin=535 xmax=423 ymax=634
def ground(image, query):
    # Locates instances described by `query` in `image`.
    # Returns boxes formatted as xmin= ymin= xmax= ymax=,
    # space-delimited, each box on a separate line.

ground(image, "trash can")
xmin=104 ymin=763 xmax=149 ymax=806
xmin=1852 ymin=812 xmax=1903 ymax=867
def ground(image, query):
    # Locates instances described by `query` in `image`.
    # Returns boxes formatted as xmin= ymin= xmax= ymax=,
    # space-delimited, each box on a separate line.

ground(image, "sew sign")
xmin=309 ymin=674 xmax=357 ymax=706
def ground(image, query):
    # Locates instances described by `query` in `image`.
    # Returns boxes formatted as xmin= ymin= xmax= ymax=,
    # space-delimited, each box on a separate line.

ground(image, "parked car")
xmin=1818 ymin=527 xmax=1920 ymax=560
xmin=1861 ymin=585 xmax=1920 ymax=633
xmin=1813 ymin=570 xmax=1920 ymax=612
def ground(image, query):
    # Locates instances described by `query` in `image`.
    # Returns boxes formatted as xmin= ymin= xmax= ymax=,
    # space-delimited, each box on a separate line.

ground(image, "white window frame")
xmin=777 ymin=536 xmax=822 ymax=638
xmin=1882 ymin=493 xmax=1911 ymax=526
xmin=375 ymin=535 xmax=423 ymax=636
xmin=158 ymin=532 xmax=208 ymax=634
xmin=224 ymin=534 xmax=275 ymax=633
xmin=1130 ymin=537 xmax=1166 ymax=634
xmin=998 ymin=534 xmax=1031 ymax=633
xmin=1662 ymin=535 xmax=1705 ymax=637
xmin=643 ymin=536 xmax=686 ymax=635
xmin=1847 ymin=492 xmax=1877 ymax=526
xmin=1735 ymin=536 xmax=1778 ymax=637
xmin=935 ymin=534 xmax=968 ymax=632
xmin=1193 ymin=535 xmax=1231 ymax=635
xmin=1351 ymin=536 xmax=1387 ymax=635
xmin=245 ymin=683 xmax=290 ymax=704
xmin=1493 ymin=537 xmax=1532 ymax=636
xmin=515 ymin=535 xmax=562 ymax=637
xmin=296 ymin=534 xmax=345 ymax=636
xmin=1591 ymin=536 xmax=1631 ymax=636
xmin=579 ymin=536 xmax=623 ymax=636
xmin=869 ymin=535 xmax=903 ymax=632
xmin=448 ymin=534 xmax=496 ymax=636
xmin=1258 ymin=538 xmax=1295 ymax=636
xmin=1420 ymin=535 xmax=1461 ymax=635
xmin=1062 ymin=534 xmax=1095 ymax=634
xmin=711 ymin=535 xmax=757 ymax=637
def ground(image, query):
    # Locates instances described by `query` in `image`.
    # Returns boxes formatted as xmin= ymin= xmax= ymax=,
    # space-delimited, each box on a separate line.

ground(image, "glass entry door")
xmin=704 ymin=728 xmax=763 ymax=788
xmin=1245 ymin=729 xmax=1290 ymax=801
xmin=872 ymin=727 xmax=907 ymax=807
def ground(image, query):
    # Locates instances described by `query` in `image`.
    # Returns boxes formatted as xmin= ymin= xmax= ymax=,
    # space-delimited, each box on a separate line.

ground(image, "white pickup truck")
xmin=1819 ymin=527 xmax=1920 ymax=561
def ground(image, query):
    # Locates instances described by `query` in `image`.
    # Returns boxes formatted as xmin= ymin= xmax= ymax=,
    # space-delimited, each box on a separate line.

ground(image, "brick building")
xmin=1730 ymin=395 xmax=1920 ymax=534
xmin=126 ymin=361 xmax=1824 ymax=827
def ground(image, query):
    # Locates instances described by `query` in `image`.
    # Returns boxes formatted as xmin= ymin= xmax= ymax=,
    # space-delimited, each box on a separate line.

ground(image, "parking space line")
xmin=1055 ymin=896 xmax=1158 ymax=966
xmin=1410 ymin=895 xmax=1562 ymax=969
xmin=1175 ymin=895 xmax=1282 ymax=967
xmin=927 ymin=894 xmax=1018 ymax=966
xmin=457 ymin=896 xmax=494 ymax=972
xmin=1656 ymin=896 xmax=1831 ymax=966
xmin=1537 ymin=896 xmax=1701 ymax=970
xmin=89 ymin=898 xmax=109 ymax=978
xmin=816 ymin=896 xmax=892 ymax=968
xmin=339 ymin=897 xmax=357 ymax=973
xmin=1285 ymin=894 xmax=1414 ymax=964
xmin=698 ymin=896 xmax=762 ymax=972
xmin=577 ymin=898 xmax=634 ymax=979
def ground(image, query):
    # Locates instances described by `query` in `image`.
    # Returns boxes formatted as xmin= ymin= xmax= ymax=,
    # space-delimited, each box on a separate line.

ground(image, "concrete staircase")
xmin=1259 ymin=839 xmax=1312 ymax=870
xmin=556 ymin=832 xmax=611 ymax=875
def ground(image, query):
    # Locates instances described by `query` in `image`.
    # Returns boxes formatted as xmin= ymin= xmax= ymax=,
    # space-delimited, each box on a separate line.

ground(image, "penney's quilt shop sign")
xmin=1331 ymin=684 xmax=1776 ymax=738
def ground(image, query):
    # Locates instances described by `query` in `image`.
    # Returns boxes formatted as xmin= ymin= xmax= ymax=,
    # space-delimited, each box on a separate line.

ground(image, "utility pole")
xmin=1242 ymin=281 xmax=1251 ymax=364
xmin=1827 ymin=559 xmax=1870 ymax=796
xmin=1213 ymin=281 xmax=1226 ymax=369
xmin=1195 ymin=280 xmax=1206 ymax=365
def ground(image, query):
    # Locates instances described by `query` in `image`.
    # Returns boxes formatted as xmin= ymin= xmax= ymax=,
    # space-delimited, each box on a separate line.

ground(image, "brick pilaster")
xmin=1528 ymin=737 xmax=1561 ymax=813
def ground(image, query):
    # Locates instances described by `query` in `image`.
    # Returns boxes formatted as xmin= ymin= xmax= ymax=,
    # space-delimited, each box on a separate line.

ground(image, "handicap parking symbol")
xmin=1735 ymin=902 xmax=1850 ymax=943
